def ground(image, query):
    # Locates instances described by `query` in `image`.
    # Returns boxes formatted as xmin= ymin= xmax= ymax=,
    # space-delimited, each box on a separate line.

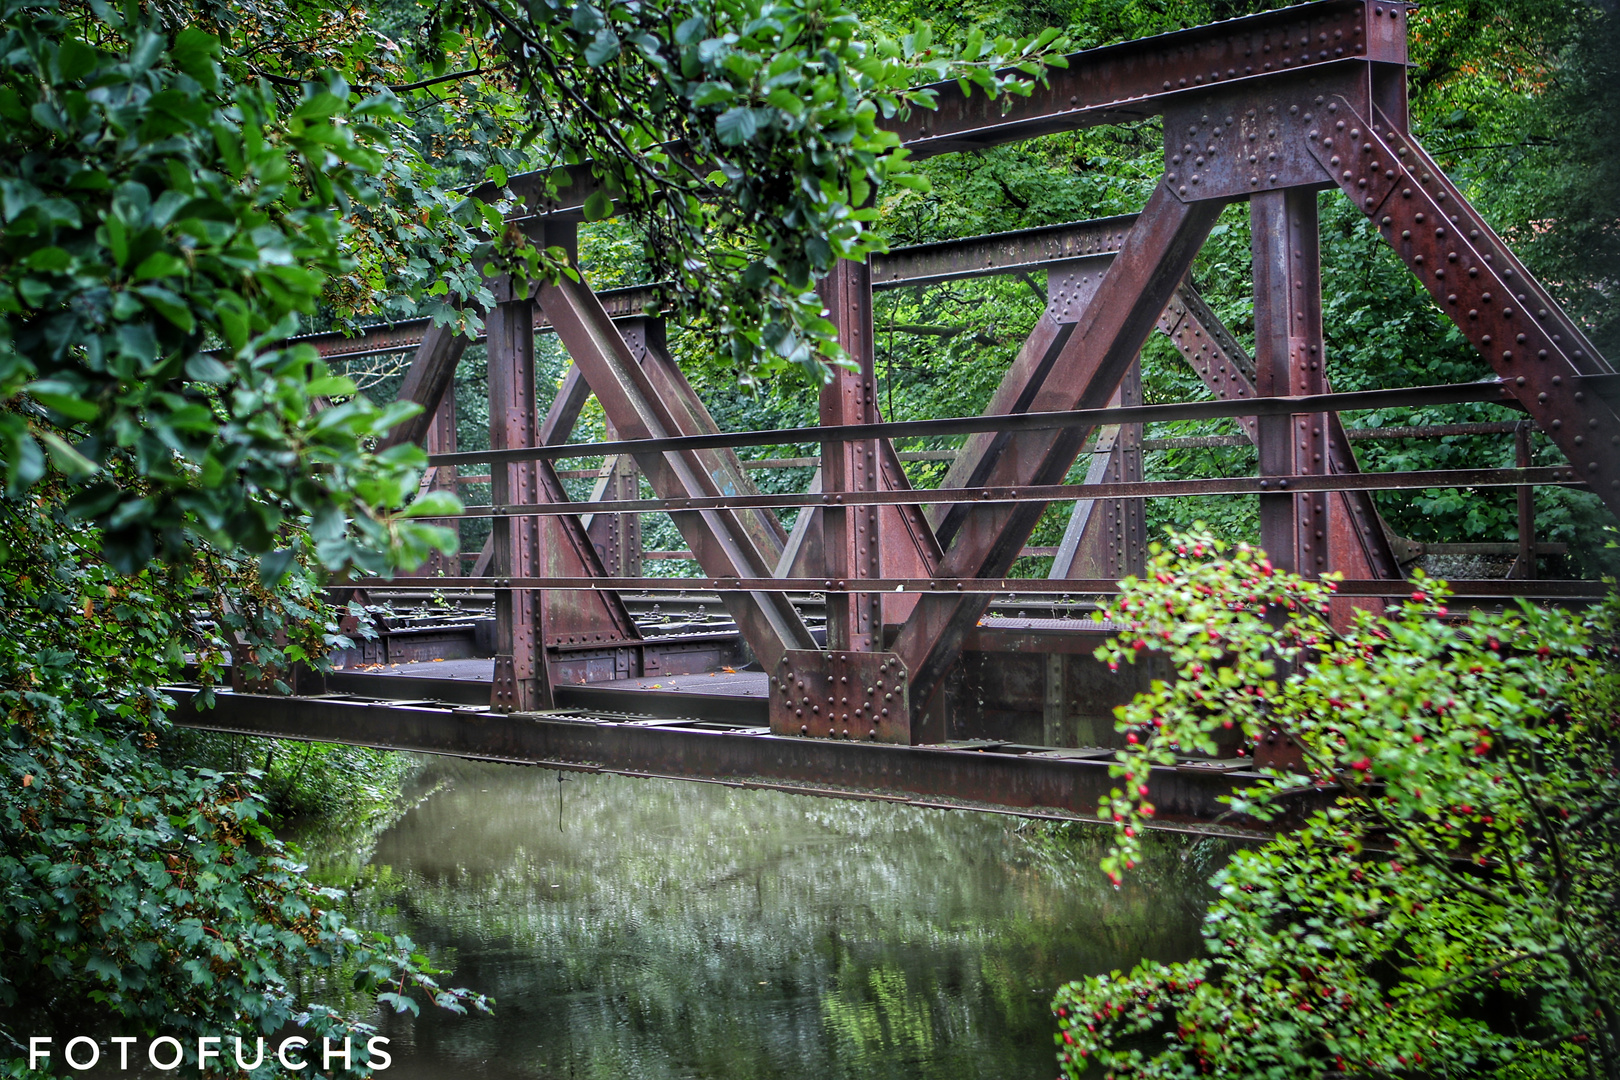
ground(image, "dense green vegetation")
xmin=1058 ymin=537 xmax=1619 ymax=1077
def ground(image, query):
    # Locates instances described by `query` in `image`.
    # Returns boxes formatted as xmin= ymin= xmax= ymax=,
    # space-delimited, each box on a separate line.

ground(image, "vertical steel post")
xmin=1251 ymin=188 xmax=1329 ymax=577
xmin=609 ymin=443 xmax=643 ymax=578
xmin=1515 ymin=422 xmax=1536 ymax=580
xmin=1101 ymin=358 xmax=1146 ymax=578
xmin=487 ymin=288 xmax=553 ymax=712
xmin=1050 ymin=358 xmax=1145 ymax=581
xmin=587 ymin=430 xmax=643 ymax=579
xmin=818 ymin=260 xmax=882 ymax=652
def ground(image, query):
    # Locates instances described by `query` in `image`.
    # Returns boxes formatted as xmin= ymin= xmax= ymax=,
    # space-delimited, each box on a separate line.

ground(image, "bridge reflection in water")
xmin=331 ymin=759 xmax=1210 ymax=1080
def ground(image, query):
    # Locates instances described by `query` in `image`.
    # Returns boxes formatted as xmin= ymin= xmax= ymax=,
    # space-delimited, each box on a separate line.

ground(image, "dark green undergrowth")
xmin=160 ymin=731 xmax=427 ymax=885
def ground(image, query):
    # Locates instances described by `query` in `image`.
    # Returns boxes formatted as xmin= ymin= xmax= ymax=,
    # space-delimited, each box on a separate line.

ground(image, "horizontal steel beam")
xmin=166 ymin=686 xmax=1287 ymax=832
xmin=891 ymin=3 xmax=1403 ymax=158
xmin=429 ymin=381 xmax=1520 ymax=468
xmin=354 ymin=575 xmax=1611 ymax=600
xmin=291 ymin=218 xmax=1143 ymax=361
xmin=871 ymin=216 xmax=1136 ymax=288
xmin=288 ymin=284 xmax=666 ymax=361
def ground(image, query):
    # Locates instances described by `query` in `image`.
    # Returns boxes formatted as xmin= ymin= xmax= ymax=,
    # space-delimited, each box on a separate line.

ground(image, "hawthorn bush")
xmin=1053 ymin=530 xmax=1619 ymax=1079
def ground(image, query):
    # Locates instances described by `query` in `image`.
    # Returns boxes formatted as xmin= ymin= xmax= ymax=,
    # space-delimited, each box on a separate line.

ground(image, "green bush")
xmin=1053 ymin=531 xmax=1619 ymax=1078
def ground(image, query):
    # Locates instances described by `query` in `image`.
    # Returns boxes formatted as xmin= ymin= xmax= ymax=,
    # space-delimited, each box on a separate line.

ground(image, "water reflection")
xmin=336 ymin=759 xmax=1211 ymax=1080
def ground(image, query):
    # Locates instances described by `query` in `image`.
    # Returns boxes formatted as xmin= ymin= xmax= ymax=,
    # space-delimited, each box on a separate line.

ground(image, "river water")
xmin=316 ymin=758 xmax=1215 ymax=1080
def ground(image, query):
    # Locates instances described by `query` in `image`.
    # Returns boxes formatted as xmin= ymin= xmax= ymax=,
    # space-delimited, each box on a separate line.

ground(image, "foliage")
xmin=1052 ymin=530 xmax=1619 ymax=1078
xmin=0 ymin=494 xmax=488 ymax=1076
xmin=0 ymin=0 xmax=497 ymax=1068
xmin=448 ymin=0 xmax=1070 ymax=380
xmin=0 ymin=0 xmax=463 ymax=577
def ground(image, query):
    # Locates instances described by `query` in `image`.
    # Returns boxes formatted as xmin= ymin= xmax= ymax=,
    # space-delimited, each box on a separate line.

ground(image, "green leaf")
xmin=584 ymin=28 xmax=621 ymax=67
xmin=132 ymin=286 xmax=196 ymax=333
xmin=24 ymin=247 xmax=72 ymax=271
xmin=169 ymin=28 xmax=219 ymax=88
xmin=25 ymin=381 xmax=99 ymax=421
xmin=133 ymin=252 xmax=186 ymax=280
xmin=582 ymin=189 xmax=615 ymax=222
xmin=57 ymin=37 xmax=99 ymax=81
xmin=185 ymin=354 xmax=232 ymax=383
xmin=39 ymin=431 xmax=98 ymax=477
xmin=4 ymin=427 xmax=45 ymax=492
xmin=307 ymin=375 xmax=358 ymax=397
xmin=105 ymin=214 xmax=129 ymax=267
xmin=258 ymin=548 xmax=296 ymax=586
xmin=675 ymin=15 xmax=707 ymax=44
xmin=691 ymin=82 xmax=735 ymax=108
xmin=715 ymin=106 xmax=760 ymax=145
xmin=401 ymin=491 xmax=462 ymax=518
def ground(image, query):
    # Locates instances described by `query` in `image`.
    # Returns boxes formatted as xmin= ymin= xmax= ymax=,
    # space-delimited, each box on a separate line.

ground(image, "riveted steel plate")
xmin=771 ymin=651 xmax=911 ymax=744
xmin=1162 ymin=67 xmax=1365 ymax=201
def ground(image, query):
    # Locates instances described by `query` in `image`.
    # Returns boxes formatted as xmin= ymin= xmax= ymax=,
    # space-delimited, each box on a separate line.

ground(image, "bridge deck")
xmin=170 ymin=682 xmax=1289 ymax=837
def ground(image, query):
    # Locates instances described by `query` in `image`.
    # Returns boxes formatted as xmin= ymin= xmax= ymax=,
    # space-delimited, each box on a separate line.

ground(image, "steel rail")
xmin=429 ymin=467 xmax=1578 ymax=519
xmin=426 ymin=381 xmax=1518 ymax=468
xmin=451 ymin=423 xmax=1530 ymax=480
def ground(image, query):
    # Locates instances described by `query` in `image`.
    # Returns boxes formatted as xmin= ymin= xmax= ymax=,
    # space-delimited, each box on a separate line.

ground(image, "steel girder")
xmin=1313 ymin=106 xmax=1620 ymax=520
xmin=479 ymin=1 xmax=1407 ymax=220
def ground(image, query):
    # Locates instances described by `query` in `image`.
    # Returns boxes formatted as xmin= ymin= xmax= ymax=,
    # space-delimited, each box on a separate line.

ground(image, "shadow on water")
xmin=331 ymin=758 xmax=1216 ymax=1080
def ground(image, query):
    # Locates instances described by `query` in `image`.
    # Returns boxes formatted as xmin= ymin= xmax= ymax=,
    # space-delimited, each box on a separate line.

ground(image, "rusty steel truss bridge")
xmin=175 ymin=0 xmax=1619 ymax=836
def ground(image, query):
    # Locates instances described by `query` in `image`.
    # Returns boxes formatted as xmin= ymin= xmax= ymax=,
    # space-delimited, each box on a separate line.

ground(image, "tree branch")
xmin=247 ymin=63 xmax=512 ymax=94
xmin=383 ymin=64 xmax=512 ymax=93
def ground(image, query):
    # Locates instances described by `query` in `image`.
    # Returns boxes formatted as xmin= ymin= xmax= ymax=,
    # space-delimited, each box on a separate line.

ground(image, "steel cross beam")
xmin=375 ymin=321 xmax=469 ymax=452
xmin=622 ymin=319 xmax=788 ymax=564
xmin=891 ymin=183 xmax=1227 ymax=721
xmin=537 ymin=272 xmax=817 ymax=673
